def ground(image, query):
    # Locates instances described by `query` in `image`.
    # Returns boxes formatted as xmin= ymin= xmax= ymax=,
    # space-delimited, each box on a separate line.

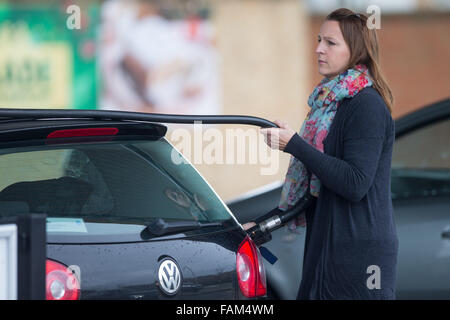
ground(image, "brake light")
xmin=47 ymin=128 xmax=118 ymax=139
xmin=236 ymin=236 xmax=267 ymax=297
xmin=46 ymin=259 xmax=80 ymax=300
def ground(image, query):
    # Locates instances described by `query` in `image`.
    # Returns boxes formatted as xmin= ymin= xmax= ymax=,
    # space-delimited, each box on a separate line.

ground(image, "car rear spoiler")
xmin=0 ymin=108 xmax=279 ymax=128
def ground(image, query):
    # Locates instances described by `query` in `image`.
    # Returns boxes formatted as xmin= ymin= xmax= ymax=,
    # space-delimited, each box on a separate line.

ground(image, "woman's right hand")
xmin=242 ymin=222 xmax=257 ymax=230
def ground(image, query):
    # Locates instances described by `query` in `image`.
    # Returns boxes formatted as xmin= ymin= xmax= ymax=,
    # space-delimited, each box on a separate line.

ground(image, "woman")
xmin=244 ymin=8 xmax=398 ymax=300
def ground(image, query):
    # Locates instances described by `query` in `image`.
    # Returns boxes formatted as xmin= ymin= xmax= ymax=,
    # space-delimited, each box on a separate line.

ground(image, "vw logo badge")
xmin=158 ymin=258 xmax=182 ymax=295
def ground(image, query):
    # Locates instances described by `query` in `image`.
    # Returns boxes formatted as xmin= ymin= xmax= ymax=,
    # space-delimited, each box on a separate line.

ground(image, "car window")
xmin=391 ymin=118 xmax=450 ymax=200
xmin=0 ymin=139 xmax=235 ymax=243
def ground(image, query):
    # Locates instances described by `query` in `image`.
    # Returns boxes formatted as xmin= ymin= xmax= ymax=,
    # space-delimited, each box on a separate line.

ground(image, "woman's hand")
xmin=242 ymin=222 xmax=257 ymax=230
xmin=260 ymin=120 xmax=297 ymax=151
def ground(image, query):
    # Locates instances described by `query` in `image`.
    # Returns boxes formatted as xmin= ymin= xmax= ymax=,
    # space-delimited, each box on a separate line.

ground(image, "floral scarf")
xmin=278 ymin=64 xmax=373 ymax=228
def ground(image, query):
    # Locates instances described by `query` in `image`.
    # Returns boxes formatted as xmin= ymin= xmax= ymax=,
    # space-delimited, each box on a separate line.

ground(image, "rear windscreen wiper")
xmin=140 ymin=218 xmax=222 ymax=239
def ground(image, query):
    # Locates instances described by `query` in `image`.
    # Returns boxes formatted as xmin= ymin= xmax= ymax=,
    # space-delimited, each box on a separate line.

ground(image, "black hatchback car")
xmin=0 ymin=109 xmax=268 ymax=300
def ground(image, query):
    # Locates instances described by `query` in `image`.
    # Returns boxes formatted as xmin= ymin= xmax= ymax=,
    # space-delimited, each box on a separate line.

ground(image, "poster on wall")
xmin=99 ymin=0 xmax=221 ymax=116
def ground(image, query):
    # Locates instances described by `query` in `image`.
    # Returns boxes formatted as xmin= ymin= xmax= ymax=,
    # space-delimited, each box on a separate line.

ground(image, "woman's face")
xmin=316 ymin=20 xmax=351 ymax=79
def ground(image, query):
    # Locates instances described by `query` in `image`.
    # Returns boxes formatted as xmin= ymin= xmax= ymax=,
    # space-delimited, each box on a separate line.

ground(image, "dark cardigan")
xmin=283 ymin=86 xmax=398 ymax=300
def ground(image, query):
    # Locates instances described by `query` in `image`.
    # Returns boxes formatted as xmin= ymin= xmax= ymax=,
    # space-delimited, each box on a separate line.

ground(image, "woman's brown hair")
xmin=326 ymin=8 xmax=394 ymax=113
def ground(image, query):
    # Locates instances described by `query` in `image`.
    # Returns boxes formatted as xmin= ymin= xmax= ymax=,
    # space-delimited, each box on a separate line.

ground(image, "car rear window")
xmin=0 ymin=138 xmax=236 ymax=243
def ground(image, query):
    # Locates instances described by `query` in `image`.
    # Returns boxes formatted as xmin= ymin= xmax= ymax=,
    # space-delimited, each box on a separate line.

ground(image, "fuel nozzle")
xmin=247 ymin=193 xmax=315 ymax=246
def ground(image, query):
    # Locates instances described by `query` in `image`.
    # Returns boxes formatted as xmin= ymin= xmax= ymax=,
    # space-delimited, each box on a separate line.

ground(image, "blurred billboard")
xmin=0 ymin=3 xmax=98 ymax=109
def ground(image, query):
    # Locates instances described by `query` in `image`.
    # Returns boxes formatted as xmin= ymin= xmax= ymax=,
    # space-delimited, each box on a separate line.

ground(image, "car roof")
xmin=0 ymin=118 xmax=160 ymax=131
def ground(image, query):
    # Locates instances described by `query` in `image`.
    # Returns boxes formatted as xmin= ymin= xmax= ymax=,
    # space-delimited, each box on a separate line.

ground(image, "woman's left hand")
xmin=260 ymin=120 xmax=297 ymax=151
